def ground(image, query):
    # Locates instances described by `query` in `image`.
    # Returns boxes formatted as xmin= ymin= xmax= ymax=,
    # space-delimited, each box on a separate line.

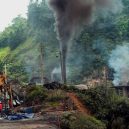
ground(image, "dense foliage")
xmin=0 ymin=16 xmax=27 ymax=49
xmin=67 ymin=0 xmax=129 ymax=83
xmin=0 ymin=1 xmax=129 ymax=128
xmin=77 ymin=86 xmax=129 ymax=129
xmin=25 ymin=85 xmax=47 ymax=105
xmin=60 ymin=112 xmax=106 ymax=129
xmin=47 ymin=90 xmax=66 ymax=102
xmin=0 ymin=0 xmax=128 ymax=83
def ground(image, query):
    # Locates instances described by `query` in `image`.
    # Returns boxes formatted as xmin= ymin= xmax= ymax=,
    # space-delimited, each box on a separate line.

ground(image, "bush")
xmin=70 ymin=114 xmax=106 ymax=129
xmin=47 ymin=90 xmax=66 ymax=102
xmin=77 ymin=86 xmax=129 ymax=129
xmin=64 ymin=85 xmax=79 ymax=92
xmin=60 ymin=112 xmax=76 ymax=129
xmin=77 ymin=86 xmax=123 ymax=118
xmin=60 ymin=112 xmax=106 ymax=129
xmin=26 ymin=86 xmax=47 ymax=104
xmin=107 ymin=100 xmax=129 ymax=129
xmin=111 ymin=117 xmax=125 ymax=129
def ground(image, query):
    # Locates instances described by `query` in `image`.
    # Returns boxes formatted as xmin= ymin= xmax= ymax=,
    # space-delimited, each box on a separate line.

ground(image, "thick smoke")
xmin=51 ymin=66 xmax=69 ymax=81
xmin=46 ymin=0 xmax=123 ymax=83
xmin=22 ymin=45 xmax=40 ymax=80
xmin=47 ymin=0 xmax=123 ymax=49
xmin=51 ymin=67 xmax=61 ymax=81
xmin=109 ymin=44 xmax=129 ymax=86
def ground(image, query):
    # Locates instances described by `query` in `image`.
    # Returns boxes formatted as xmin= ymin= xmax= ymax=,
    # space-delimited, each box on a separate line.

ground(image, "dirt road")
xmin=67 ymin=92 xmax=90 ymax=114
xmin=0 ymin=120 xmax=58 ymax=129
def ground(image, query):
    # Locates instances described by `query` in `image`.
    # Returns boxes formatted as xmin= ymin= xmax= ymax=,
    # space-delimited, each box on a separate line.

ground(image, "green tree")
xmin=0 ymin=16 xmax=28 ymax=49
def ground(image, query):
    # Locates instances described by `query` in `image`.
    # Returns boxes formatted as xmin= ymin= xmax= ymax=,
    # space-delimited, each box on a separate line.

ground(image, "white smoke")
xmin=51 ymin=67 xmax=69 ymax=81
xmin=52 ymin=67 xmax=61 ymax=75
xmin=96 ymin=0 xmax=123 ymax=18
xmin=109 ymin=43 xmax=129 ymax=86
xmin=51 ymin=67 xmax=61 ymax=81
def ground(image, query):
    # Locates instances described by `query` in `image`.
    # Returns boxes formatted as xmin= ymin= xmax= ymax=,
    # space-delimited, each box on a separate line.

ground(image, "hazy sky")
xmin=0 ymin=0 xmax=30 ymax=32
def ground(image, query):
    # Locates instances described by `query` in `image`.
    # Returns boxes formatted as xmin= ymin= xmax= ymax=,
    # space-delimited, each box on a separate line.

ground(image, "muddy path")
xmin=0 ymin=120 xmax=58 ymax=129
xmin=67 ymin=92 xmax=90 ymax=115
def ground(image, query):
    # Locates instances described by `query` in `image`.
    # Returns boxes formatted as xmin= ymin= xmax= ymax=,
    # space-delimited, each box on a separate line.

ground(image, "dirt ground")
xmin=67 ymin=92 xmax=90 ymax=114
xmin=0 ymin=120 xmax=58 ymax=129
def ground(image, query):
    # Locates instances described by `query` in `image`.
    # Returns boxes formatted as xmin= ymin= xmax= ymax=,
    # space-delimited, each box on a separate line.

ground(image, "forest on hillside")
xmin=0 ymin=0 xmax=129 ymax=84
xmin=1 ymin=1 xmax=129 ymax=129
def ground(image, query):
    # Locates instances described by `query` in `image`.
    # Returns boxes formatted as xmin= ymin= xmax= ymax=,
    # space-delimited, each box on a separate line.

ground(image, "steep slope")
xmin=9 ymin=38 xmax=39 ymax=64
xmin=67 ymin=92 xmax=90 ymax=115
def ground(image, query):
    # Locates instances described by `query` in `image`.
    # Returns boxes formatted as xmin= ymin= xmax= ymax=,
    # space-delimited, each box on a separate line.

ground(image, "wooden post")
xmin=103 ymin=66 xmax=108 ymax=86
xmin=60 ymin=43 xmax=67 ymax=85
xmin=39 ymin=43 xmax=44 ymax=85
xmin=4 ymin=64 xmax=7 ymax=84
xmin=9 ymin=84 xmax=13 ymax=109
xmin=3 ymin=64 xmax=13 ymax=110
xmin=3 ymin=64 xmax=8 ymax=111
xmin=3 ymin=87 xmax=7 ymax=112
xmin=59 ymin=51 xmax=63 ymax=83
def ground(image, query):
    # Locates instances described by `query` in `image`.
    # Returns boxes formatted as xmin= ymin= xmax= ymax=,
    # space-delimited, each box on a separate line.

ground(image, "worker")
xmin=0 ymin=101 xmax=3 ymax=117
xmin=0 ymin=72 xmax=6 ymax=92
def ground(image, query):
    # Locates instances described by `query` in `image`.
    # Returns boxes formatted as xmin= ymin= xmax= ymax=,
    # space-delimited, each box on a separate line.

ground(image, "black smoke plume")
xmin=48 ymin=0 xmax=122 ymax=47
xmin=47 ymin=0 xmax=123 ymax=83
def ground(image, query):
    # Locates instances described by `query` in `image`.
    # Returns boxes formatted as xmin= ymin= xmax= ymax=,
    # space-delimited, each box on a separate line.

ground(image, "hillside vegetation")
xmin=0 ymin=0 xmax=128 ymax=83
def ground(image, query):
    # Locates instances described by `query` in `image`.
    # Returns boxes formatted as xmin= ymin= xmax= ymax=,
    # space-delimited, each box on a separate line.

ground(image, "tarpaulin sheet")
xmin=6 ymin=113 xmax=34 ymax=121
